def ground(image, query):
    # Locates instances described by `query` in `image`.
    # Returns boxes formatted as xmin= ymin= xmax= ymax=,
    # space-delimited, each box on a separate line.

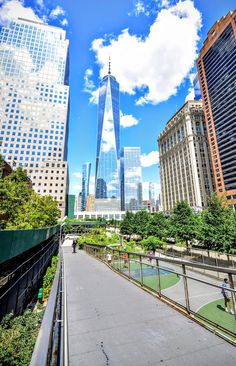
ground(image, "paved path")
xmin=63 ymin=248 xmax=236 ymax=366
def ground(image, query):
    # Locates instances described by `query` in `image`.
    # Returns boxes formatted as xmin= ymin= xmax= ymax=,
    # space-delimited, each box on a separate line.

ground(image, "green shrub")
xmin=43 ymin=256 xmax=58 ymax=299
xmin=0 ymin=308 xmax=44 ymax=366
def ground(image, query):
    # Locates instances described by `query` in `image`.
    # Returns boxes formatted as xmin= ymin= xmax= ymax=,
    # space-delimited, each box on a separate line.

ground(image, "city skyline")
xmin=0 ymin=0 xmax=235 ymax=201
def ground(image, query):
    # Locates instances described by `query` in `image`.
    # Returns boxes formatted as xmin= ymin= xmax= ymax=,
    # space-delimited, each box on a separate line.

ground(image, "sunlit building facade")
xmin=121 ymin=147 xmax=143 ymax=211
xmin=95 ymin=65 xmax=120 ymax=210
xmin=158 ymin=100 xmax=214 ymax=212
xmin=81 ymin=162 xmax=91 ymax=211
xmin=197 ymin=11 xmax=236 ymax=207
xmin=0 ymin=18 xmax=70 ymax=216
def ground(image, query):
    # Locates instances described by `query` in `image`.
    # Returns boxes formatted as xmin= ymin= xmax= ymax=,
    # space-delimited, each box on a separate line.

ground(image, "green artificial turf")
xmin=197 ymin=298 xmax=236 ymax=337
xmin=111 ymin=260 xmax=180 ymax=290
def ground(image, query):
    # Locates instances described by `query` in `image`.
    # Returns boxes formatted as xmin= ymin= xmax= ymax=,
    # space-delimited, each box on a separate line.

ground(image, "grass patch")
xmin=197 ymin=298 xmax=236 ymax=338
xmin=111 ymin=260 xmax=180 ymax=290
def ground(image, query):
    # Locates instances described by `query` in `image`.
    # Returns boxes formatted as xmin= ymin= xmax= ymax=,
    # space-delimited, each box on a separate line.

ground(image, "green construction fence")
xmin=0 ymin=224 xmax=60 ymax=264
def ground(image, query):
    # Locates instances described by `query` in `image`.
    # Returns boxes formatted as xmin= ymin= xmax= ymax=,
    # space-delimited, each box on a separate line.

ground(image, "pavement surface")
xmin=63 ymin=248 xmax=236 ymax=366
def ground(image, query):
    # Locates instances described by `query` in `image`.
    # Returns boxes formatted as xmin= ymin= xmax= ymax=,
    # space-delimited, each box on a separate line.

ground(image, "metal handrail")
xmin=85 ymin=243 xmax=236 ymax=275
xmin=84 ymin=244 xmax=236 ymax=343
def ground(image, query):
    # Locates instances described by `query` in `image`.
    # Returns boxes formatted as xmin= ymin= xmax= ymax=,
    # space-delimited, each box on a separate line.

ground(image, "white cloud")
xmin=72 ymin=172 xmax=82 ymax=179
xmin=50 ymin=6 xmax=65 ymax=19
xmin=72 ymin=184 xmax=82 ymax=192
xmin=0 ymin=0 xmax=42 ymax=25
xmin=142 ymin=181 xmax=161 ymax=200
xmin=91 ymin=0 xmax=202 ymax=105
xmin=35 ymin=0 xmax=44 ymax=8
xmin=185 ymin=87 xmax=194 ymax=102
xmin=141 ymin=151 xmax=159 ymax=167
xmin=120 ymin=112 xmax=139 ymax=128
xmin=61 ymin=18 xmax=68 ymax=27
xmin=133 ymin=0 xmax=145 ymax=15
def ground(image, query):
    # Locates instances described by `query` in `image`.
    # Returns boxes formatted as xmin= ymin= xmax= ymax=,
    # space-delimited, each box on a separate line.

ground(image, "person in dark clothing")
xmin=72 ymin=239 xmax=77 ymax=253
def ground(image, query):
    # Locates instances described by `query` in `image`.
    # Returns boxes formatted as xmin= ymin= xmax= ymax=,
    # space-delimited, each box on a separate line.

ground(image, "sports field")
xmin=112 ymin=261 xmax=180 ymax=291
xmin=197 ymin=298 xmax=236 ymax=337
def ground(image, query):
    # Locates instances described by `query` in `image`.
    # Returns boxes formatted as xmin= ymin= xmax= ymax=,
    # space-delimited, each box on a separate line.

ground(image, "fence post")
xmin=139 ymin=256 xmax=143 ymax=286
xmin=182 ymin=264 xmax=190 ymax=313
xmin=128 ymin=253 xmax=130 ymax=279
xmin=228 ymin=273 xmax=236 ymax=320
xmin=156 ymin=259 xmax=161 ymax=296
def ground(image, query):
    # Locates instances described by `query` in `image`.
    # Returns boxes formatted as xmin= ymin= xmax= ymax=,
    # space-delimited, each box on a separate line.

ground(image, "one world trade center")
xmin=95 ymin=62 xmax=121 ymax=211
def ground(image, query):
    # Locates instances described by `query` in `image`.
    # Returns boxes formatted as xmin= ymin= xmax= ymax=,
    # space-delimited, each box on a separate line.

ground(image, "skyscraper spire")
xmin=108 ymin=56 xmax=111 ymax=75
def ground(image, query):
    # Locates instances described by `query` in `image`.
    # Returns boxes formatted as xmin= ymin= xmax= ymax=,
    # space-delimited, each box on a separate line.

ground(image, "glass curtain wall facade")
xmin=0 ymin=18 xmax=70 ymax=216
xmin=95 ymin=72 xmax=120 ymax=210
xmin=121 ymin=147 xmax=143 ymax=211
xmin=81 ymin=162 xmax=91 ymax=211
xmin=197 ymin=11 xmax=236 ymax=207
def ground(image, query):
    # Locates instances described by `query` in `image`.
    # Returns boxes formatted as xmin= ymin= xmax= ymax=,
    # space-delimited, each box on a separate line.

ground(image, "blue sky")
xmin=0 ymin=0 xmax=235 ymax=199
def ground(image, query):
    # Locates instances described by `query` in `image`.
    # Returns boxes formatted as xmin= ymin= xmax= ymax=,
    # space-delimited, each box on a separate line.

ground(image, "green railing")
xmin=0 ymin=225 xmax=60 ymax=264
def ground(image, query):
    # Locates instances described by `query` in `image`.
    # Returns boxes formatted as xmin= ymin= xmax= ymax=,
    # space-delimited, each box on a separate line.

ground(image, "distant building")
xmin=81 ymin=162 xmax=91 ymax=211
xmin=95 ymin=61 xmax=120 ymax=210
xmin=142 ymin=200 xmax=151 ymax=212
xmin=86 ymin=194 xmax=95 ymax=211
xmin=193 ymin=75 xmax=202 ymax=101
xmin=149 ymin=182 xmax=156 ymax=212
xmin=158 ymin=100 xmax=214 ymax=212
xmin=74 ymin=192 xmax=82 ymax=212
xmin=197 ymin=11 xmax=236 ymax=208
xmin=121 ymin=147 xmax=143 ymax=211
xmin=67 ymin=194 xmax=75 ymax=219
xmin=0 ymin=18 xmax=70 ymax=217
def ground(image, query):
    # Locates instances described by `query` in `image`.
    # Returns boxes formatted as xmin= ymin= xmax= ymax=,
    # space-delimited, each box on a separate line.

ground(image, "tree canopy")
xmin=0 ymin=166 xmax=60 ymax=229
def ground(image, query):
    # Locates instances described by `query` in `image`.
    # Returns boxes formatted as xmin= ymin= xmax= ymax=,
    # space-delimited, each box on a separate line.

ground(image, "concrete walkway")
xmin=63 ymin=248 xmax=236 ymax=366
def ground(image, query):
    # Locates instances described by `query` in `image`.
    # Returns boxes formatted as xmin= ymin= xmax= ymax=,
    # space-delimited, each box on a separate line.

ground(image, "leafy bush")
xmin=140 ymin=236 xmax=165 ymax=253
xmin=43 ymin=256 xmax=58 ymax=299
xmin=0 ymin=308 xmax=44 ymax=366
xmin=77 ymin=228 xmax=119 ymax=246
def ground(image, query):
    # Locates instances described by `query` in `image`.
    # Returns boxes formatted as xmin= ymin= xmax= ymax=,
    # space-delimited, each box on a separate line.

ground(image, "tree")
xmin=7 ymin=193 xmax=60 ymax=229
xmin=171 ymin=201 xmax=198 ymax=248
xmin=198 ymin=194 xmax=235 ymax=252
xmin=147 ymin=212 xmax=170 ymax=239
xmin=133 ymin=210 xmax=150 ymax=240
xmin=140 ymin=236 xmax=164 ymax=253
xmin=0 ymin=167 xmax=60 ymax=229
xmin=0 ymin=168 xmax=31 ymax=228
xmin=120 ymin=211 xmax=135 ymax=240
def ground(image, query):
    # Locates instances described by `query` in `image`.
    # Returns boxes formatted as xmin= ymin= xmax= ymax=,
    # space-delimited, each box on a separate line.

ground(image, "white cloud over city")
xmin=141 ymin=151 xmax=159 ymax=167
xmin=0 ymin=0 xmax=68 ymax=27
xmin=91 ymin=0 xmax=202 ymax=105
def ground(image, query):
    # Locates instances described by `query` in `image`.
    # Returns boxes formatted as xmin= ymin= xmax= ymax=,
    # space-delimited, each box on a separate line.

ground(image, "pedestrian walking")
xmin=107 ymin=252 xmax=112 ymax=264
xmin=221 ymin=278 xmax=234 ymax=314
xmin=72 ymin=239 xmax=77 ymax=254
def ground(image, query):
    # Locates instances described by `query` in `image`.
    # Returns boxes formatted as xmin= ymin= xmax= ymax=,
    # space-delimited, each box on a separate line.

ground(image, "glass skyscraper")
xmin=0 ymin=18 xmax=69 ymax=216
xmin=95 ymin=65 xmax=120 ymax=210
xmin=121 ymin=147 xmax=143 ymax=211
xmin=81 ymin=162 xmax=91 ymax=211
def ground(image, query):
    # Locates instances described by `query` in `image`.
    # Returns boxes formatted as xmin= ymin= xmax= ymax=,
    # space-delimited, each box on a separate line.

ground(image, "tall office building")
xmin=81 ymin=162 xmax=91 ymax=211
xmin=197 ymin=11 xmax=236 ymax=207
xmin=95 ymin=61 xmax=120 ymax=211
xmin=158 ymin=100 xmax=214 ymax=212
xmin=0 ymin=18 xmax=70 ymax=216
xmin=149 ymin=182 xmax=156 ymax=212
xmin=121 ymin=147 xmax=142 ymax=211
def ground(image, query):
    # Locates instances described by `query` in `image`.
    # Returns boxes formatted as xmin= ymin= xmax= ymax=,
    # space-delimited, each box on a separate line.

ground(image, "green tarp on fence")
xmin=0 ymin=225 xmax=60 ymax=264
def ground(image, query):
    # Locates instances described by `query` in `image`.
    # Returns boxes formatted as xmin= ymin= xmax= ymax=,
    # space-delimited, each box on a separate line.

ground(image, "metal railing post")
xmin=128 ymin=253 xmax=130 ymax=279
xmin=228 ymin=273 xmax=236 ymax=320
xmin=182 ymin=264 xmax=190 ymax=313
xmin=156 ymin=259 xmax=161 ymax=296
xmin=139 ymin=256 xmax=143 ymax=286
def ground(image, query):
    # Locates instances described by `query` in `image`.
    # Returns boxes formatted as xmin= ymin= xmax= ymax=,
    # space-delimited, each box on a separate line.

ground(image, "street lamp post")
xmin=60 ymin=216 xmax=67 ymax=246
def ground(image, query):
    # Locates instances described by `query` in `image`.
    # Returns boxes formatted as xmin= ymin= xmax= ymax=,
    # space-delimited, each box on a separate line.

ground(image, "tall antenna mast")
xmin=108 ymin=55 xmax=111 ymax=75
